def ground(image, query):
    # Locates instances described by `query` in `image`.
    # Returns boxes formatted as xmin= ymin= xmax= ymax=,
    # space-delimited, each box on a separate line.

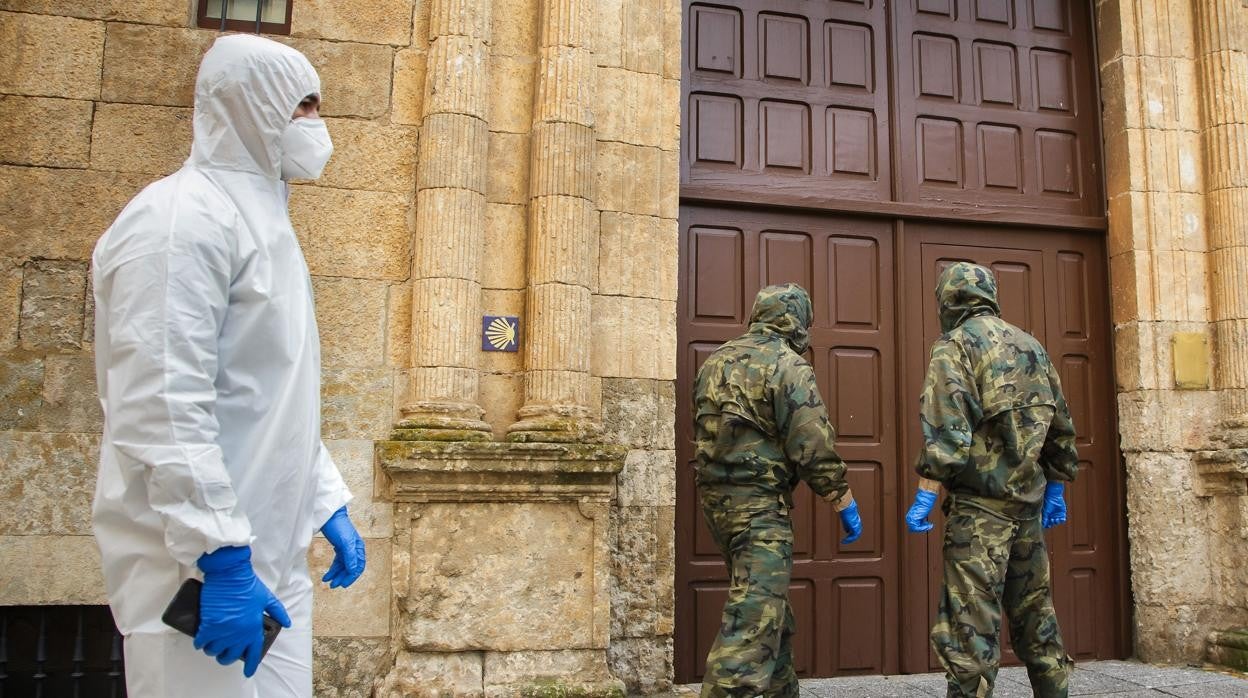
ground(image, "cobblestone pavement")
xmin=672 ymin=661 xmax=1248 ymax=697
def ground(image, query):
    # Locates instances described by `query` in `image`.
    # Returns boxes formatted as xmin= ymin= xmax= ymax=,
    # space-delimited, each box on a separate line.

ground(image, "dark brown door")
xmin=675 ymin=206 xmax=900 ymax=681
xmin=898 ymin=223 xmax=1127 ymax=672
xmin=675 ymin=0 xmax=1126 ymax=683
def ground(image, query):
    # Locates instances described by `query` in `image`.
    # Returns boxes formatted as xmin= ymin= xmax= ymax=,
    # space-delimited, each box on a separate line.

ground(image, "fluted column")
xmin=508 ymin=0 xmax=601 ymax=442
xmin=1195 ymin=1 xmax=1248 ymax=415
xmin=396 ymin=0 xmax=493 ymax=440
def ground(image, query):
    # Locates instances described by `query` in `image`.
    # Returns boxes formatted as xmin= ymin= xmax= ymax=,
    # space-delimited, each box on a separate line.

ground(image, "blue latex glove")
xmin=838 ymin=500 xmax=863 ymax=544
xmin=1042 ymin=482 xmax=1067 ymax=529
xmin=905 ymin=489 xmax=938 ymax=533
xmin=321 ymin=506 xmax=366 ymax=589
xmin=194 ymin=545 xmax=291 ymax=677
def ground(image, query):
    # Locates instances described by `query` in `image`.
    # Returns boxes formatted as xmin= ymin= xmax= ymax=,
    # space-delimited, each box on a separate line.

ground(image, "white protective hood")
xmin=92 ymin=34 xmax=351 ymax=635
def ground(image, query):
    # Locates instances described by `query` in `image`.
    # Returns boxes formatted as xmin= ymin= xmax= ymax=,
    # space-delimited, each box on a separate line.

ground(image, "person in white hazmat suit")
xmin=91 ymin=34 xmax=366 ymax=696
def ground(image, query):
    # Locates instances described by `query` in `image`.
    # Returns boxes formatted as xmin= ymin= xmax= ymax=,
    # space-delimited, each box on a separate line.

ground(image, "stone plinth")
xmin=1208 ymin=628 xmax=1248 ymax=672
xmin=375 ymin=440 xmax=625 ymax=697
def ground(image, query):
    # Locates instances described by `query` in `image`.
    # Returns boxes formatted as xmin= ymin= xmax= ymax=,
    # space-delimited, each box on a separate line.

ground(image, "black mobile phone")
xmin=161 ymin=578 xmax=282 ymax=660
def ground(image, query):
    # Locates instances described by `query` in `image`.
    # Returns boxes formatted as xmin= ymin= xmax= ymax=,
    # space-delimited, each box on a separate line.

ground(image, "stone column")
xmin=395 ymin=0 xmax=493 ymax=441
xmin=508 ymin=0 xmax=602 ymax=442
xmin=1195 ymin=1 xmax=1248 ymax=416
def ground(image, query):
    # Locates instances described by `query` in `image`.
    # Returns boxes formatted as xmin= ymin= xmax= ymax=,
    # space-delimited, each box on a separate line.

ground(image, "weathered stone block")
xmin=618 ymin=449 xmax=676 ymax=508
xmin=598 ymin=212 xmax=677 ymax=301
xmin=601 ymin=377 xmax=675 ymax=450
xmin=480 ymin=371 xmax=523 ymax=439
xmin=289 ymin=185 xmax=412 ymax=281
xmin=19 ymin=259 xmax=87 ymax=350
xmin=597 ymin=68 xmax=663 ymax=148
xmin=489 ymin=54 xmax=536 ymax=135
xmin=596 ymin=141 xmax=662 ymax=216
xmin=595 ymin=0 xmax=624 ymax=68
xmin=90 ymin=103 xmax=192 ymax=175
xmin=622 ymin=0 xmax=663 ymax=75
xmin=0 ymin=260 xmax=21 ymax=350
xmin=484 ymin=203 xmax=527 ymax=291
xmin=0 ymin=11 xmax=103 ymax=100
xmin=0 ymin=534 xmax=106 ymax=605
xmin=483 ymin=649 xmax=624 ymax=697
xmin=291 ymin=0 xmax=414 ymax=45
xmin=0 ymin=431 xmax=98 ymax=536
xmin=0 ymin=96 xmax=92 ymax=168
xmin=310 ymin=537 xmax=391 ymax=637
xmin=0 ymin=166 xmax=148 ymax=262
xmin=0 ymin=351 xmax=43 ymax=430
xmin=277 ymin=38 xmax=394 ymax=119
xmin=401 ymin=501 xmax=602 ymax=651
xmin=321 ymin=366 xmax=394 ymax=440
xmin=39 ymin=353 xmax=102 ymax=433
xmin=1117 ymin=389 xmax=1216 ymax=453
xmin=392 ymin=48 xmax=427 ymax=126
xmin=321 ymin=118 xmax=418 ymax=192
xmin=324 ymin=439 xmax=392 ymax=538
xmin=1135 ymin=603 xmax=1248 ymax=664
xmin=313 ymin=276 xmax=388 ymax=368
xmin=312 ymin=636 xmax=391 ymax=698
xmin=492 ymin=0 xmax=538 ymax=58
xmin=607 ymin=636 xmax=673 ymax=695
xmin=378 ymin=651 xmax=484 ymax=698
xmin=102 ymin=24 xmax=213 ymax=107
xmin=1109 ymin=250 xmax=1154 ymax=324
xmin=662 ymin=0 xmax=681 ymax=80
xmin=386 ymin=281 xmax=412 ymax=369
xmin=0 ymin=0 xmax=187 ymax=25
xmin=591 ymin=295 xmax=676 ymax=380
xmin=487 ymin=131 xmax=531 ymax=205
xmin=611 ymin=505 xmax=659 ymax=638
xmin=654 ymin=504 xmax=674 ymax=636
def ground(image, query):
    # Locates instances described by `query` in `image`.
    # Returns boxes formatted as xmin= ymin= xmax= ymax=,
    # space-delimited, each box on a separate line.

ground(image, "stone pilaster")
xmin=396 ymin=0 xmax=493 ymax=440
xmin=1195 ymin=1 xmax=1248 ymax=417
xmin=508 ymin=0 xmax=602 ymax=442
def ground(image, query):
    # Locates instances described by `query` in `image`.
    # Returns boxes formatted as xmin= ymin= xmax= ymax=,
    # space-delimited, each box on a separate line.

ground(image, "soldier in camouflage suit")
xmin=903 ymin=262 xmax=1079 ymax=698
xmin=692 ymin=283 xmax=863 ymax=698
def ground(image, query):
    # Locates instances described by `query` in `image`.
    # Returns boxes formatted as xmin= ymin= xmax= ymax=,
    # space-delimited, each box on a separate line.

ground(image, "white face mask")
xmin=279 ymin=117 xmax=333 ymax=181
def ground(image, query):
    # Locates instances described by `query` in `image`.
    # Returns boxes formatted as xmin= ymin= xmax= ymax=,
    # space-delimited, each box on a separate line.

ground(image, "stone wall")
xmin=0 ymin=3 xmax=413 ymax=695
xmin=1097 ymin=0 xmax=1248 ymax=663
xmin=0 ymin=0 xmax=681 ymax=693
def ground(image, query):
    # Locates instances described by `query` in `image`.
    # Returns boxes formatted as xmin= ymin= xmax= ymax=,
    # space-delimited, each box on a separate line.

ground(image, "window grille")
xmin=197 ymin=0 xmax=293 ymax=35
xmin=0 ymin=606 xmax=126 ymax=697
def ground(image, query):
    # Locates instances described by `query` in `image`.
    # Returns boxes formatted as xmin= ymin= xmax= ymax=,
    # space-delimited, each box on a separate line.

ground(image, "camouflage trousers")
xmin=698 ymin=495 xmax=798 ymax=698
xmin=932 ymin=498 xmax=1074 ymax=698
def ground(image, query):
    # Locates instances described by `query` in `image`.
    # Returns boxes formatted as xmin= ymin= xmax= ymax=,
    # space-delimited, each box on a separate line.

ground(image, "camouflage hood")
xmin=936 ymin=262 xmax=1002 ymax=334
xmin=748 ymin=283 xmax=813 ymax=354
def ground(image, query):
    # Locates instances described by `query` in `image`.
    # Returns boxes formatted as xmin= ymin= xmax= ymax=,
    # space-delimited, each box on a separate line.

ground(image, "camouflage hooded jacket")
xmin=692 ymin=284 xmax=852 ymax=511
xmin=916 ymin=263 xmax=1078 ymax=517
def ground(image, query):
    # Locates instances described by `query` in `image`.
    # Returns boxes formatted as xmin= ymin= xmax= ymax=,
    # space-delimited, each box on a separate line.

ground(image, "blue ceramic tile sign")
xmin=482 ymin=315 xmax=520 ymax=352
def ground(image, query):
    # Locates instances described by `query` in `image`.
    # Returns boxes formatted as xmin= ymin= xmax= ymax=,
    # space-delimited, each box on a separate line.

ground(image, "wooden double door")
xmin=674 ymin=207 xmax=1128 ymax=680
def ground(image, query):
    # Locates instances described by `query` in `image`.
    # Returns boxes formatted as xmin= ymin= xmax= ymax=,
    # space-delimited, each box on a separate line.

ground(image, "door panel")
xmin=898 ymin=223 xmax=1123 ymax=672
xmin=676 ymin=205 xmax=900 ymax=681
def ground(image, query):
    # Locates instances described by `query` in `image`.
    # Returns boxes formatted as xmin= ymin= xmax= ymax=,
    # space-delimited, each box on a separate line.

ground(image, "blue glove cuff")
xmin=914 ymin=489 xmax=938 ymax=508
xmin=324 ymin=506 xmax=349 ymax=529
xmin=1045 ymin=481 xmax=1064 ymax=497
xmin=197 ymin=545 xmax=251 ymax=573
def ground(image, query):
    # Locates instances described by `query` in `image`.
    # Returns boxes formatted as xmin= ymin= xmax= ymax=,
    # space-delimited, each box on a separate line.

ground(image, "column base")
xmin=1207 ymin=628 xmax=1248 ymax=673
xmin=395 ymin=400 xmax=492 ymax=441
xmin=508 ymin=404 xmax=602 ymax=443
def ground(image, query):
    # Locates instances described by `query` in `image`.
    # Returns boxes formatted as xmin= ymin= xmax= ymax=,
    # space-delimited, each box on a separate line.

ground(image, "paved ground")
xmin=672 ymin=661 xmax=1248 ymax=697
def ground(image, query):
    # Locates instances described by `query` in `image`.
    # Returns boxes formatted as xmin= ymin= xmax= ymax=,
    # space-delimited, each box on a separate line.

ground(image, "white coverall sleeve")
xmin=101 ymin=243 xmax=252 ymax=566
xmin=311 ymin=442 xmax=353 ymax=532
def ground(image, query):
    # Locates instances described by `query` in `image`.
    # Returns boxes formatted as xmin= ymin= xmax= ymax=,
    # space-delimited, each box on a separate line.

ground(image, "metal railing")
xmin=0 ymin=606 xmax=125 ymax=697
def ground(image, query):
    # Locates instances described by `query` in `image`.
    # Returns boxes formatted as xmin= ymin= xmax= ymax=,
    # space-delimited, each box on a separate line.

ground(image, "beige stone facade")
xmin=1097 ymin=0 xmax=1248 ymax=663
xmin=2 ymin=0 xmax=1248 ymax=694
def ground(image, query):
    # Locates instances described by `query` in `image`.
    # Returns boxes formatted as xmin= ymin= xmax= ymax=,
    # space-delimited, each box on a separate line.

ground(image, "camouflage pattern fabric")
xmin=693 ymin=284 xmax=853 ymax=696
xmin=918 ymin=263 xmax=1076 ymax=698
xmin=916 ymin=262 xmax=1079 ymax=519
xmin=698 ymin=504 xmax=798 ymax=698
xmin=932 ymin=497 xmax=1073 ymax=698
xmin=693 ymin=283 xmax=852 ymax=511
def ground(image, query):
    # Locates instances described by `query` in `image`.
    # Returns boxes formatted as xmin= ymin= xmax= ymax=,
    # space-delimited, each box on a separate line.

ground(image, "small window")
xmin=197 ymin=0 xmax=293 ymax=35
